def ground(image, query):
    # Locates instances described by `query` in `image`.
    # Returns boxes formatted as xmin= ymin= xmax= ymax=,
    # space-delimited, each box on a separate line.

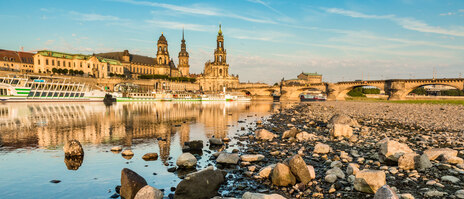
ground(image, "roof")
xmin=301 ymin=72 xmax=322 ymax=76
xmin=96 ymin=51 xmax=157 ymax=66
xmin=37 ymin=50 xmax=122 ymax=65
xmin=0 ymin=49 xmax=35 ymax=64
xmin=158 ymin=33 xmax=167 ymax=44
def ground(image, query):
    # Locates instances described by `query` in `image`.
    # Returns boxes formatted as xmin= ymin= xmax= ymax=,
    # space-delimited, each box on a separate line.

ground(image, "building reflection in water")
xmin=0 ymin=101 xmax=277 ymax=164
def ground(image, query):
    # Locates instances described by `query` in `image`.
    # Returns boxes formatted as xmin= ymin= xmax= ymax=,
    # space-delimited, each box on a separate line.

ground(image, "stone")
xmin=111 ymin=146 xmax=122 ymax=151
xmin=187 ymin=140 xmax=203 ymax=151
xmin=330 ymin=160 xmax=343 ymax=168
xmin=442 ymin=154 xmax=464 ymax=165
xmin=347 ymin=163 xmax=360 ymax=176
xmin=379 ymin=138 xmax=413 ymax=162
xmin=122 ymin=150 xmax=134 ymax=156
xmin=329 ymin=113 xmax=358 ymax=126
xmin=424 ymin=148 xmax=458 ymax=160
xmin=354 ymin=170 xmax=386 ymax=194
xmin=307 ymin=165 xmax=316 ymax=180
xmin=174 ymin=167 xmax=226 ymax=199
xmin=176 ymin=153 xmax=197 ymax=168
xmin=413 ymin=154 xmax=431 ymax=171
xmin=121 ymin=168 xmax=148 ymax=199
xmin=241 ymin=154 xmax=265 ymax=162
xmin=288 ymin=155 xmax=312 ymax=184
xmin=255 ymin=129 xmax=277 ymax=141
xmin=216 ymin=153 xmax=240 ymax=164
xmin=142 ymin=153 xmax=158 ymax=161
xmin=424 ymin=190 xmax=446 ymax=197
xmin=374 ymin=185 xmax=399 ymax=199
xmin=313 ymin=143 xmax=331 ymax=154
xmin=331 ymin=124 xmax=353 ymax=138
xmin=134 ymin=185 xmax=163 ymax=199
xmin=456 ymin=190 xmax=464 ymax=199
xmin=398 ymin=153 xmax=418 ymax=170
xmin=326 ymin=167 xmax=345 ymax=179
xmin=63 ymin=140 xmax=84 ymax=157
xmin=282 ymin=128 xmax=298 ymax=139
xmin=209 ymin=138 xmax=223 ymax=145
xmin=400 ymin=193 xmax=415 ymax=199
xmin=242 ymin=192 xmax=286 ymax=199
xmin=271 ymin=163 xmax=296 ymax=186
xmin=295 ymin=131 xmax=314 ymax=141
xmin=258 ymin=164 xmax=276 ymax=178
xmin=325 ymin=174 xmax=337 ymax=183
xmin=441 ymin=175 xmax=460 ymax=183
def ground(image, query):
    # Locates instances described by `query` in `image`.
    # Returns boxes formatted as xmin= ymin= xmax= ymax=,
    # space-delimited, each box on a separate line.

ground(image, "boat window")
xmin=11 ymin=80 xmax=19 ymax=85
xmin=64 ymin=93 xmax=70 ymax=97
xmin=80 ymin=93 xmax=84 ymax=97
xmin=34 ymin=92 xmax=41 ymax=97
xmin=41 ymin=92 xmax=48 ymax=97
xmin=59 ymin=93 xmax=64 ymax=97
xmin=54 ymin=92 xmax=59 ymax=97
xmin=70 ymin=93 xmax=75 ymax=97
xmin=47 ymin=92 xmax=53 ymax=97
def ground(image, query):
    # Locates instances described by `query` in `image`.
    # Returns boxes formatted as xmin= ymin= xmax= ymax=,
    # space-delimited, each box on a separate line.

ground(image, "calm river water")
xmin=0 ymin=101 xmax=281 ymax=199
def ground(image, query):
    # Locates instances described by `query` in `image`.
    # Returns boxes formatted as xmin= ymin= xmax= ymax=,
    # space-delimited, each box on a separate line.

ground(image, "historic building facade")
xmin=97 ymin=33 xmax=189 ymax=78
xmin=33 ymin=50 xmax=119 ymax=78
xmin=284 ymin=72 xmax=323 ymax=86
xmin=197 ymin=25 xmax=239 ymax=92
xmin=0 ymin=49 xmax=34 ymax=73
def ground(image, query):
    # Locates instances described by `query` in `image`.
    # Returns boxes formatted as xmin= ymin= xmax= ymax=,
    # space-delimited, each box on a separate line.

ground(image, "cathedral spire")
xmin=218 ymin=24 xmax=222 ymax=35
xmin=182 ymin=27 xmax=184 ymax=40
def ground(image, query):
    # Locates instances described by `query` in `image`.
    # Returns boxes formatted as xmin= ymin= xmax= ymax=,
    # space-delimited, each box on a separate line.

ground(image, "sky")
xmin=1 ymin=0 xmax=463 ymax=84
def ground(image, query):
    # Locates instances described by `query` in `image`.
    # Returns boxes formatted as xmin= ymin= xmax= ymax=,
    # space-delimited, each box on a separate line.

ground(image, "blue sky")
xmin=1 ymin=0 xmax=463 ymax=83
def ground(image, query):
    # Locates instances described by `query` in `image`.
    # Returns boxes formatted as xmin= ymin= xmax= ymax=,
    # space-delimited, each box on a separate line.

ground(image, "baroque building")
xmin=0 ymin=49 xmax=34 ymax=73
xmin=97 ymin=32 xmax=188 ymax=78
xmin=197 ymin=25 xmax=239 ymax=92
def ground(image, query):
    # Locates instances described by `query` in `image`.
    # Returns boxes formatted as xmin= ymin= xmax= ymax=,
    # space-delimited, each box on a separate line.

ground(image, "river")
xmin=0 ymin=101 xmax=279 ymax=199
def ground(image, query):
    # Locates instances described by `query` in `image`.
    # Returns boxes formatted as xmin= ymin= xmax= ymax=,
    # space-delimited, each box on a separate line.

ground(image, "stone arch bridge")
xmin=232 ymin=78 xmax=464 ymax=101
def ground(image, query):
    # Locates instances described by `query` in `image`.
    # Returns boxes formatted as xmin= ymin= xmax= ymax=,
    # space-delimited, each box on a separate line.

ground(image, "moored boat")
xmin=300 ymin=93 xmax=326 ymax=101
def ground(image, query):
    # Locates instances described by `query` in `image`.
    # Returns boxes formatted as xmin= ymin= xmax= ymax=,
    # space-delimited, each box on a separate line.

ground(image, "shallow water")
xmin=0 ymin=101 xmax=277 ymax=199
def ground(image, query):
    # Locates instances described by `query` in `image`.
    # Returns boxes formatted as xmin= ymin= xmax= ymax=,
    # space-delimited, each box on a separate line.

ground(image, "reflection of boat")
xmin=300 ymin=93 xmax=326 ymax=101
xmin=172 ymin=94 xmax=201 ymax=101
xmin=113 ymin=92 xmax=173 ymax=102
xmin=0 ymin=75 xmax=105 ymax=102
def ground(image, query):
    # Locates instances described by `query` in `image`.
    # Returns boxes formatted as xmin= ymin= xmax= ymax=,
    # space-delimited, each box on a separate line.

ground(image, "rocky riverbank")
xmin=223 ymin=101 xmax=464 ymax=198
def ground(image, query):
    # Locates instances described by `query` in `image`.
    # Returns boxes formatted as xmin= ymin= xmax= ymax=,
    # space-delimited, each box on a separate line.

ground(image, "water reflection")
xmin=64 ymin=156 xmax=84 ymax=170
xmin=0 ymin=102 xmax=277 ymax=162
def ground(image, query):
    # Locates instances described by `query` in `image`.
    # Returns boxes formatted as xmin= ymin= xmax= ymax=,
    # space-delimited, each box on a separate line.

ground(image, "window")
xmin=57 ymin=61 xmax=60 ymax=66
xmin=68 ymin=62 xmax=71 ymax=67
xmin=219 ymin=69 xmax=222 ymax=75
xmin=80 ymin=63 xmax=82 ymax=67
xmin=52 ymin=60 xmax=54 ymax=66
xmin=88 ymin=64 xmax=90 ymax=68
xmin=46 ymin=59 xmax=49 ymax=65
xmin=38 ymin=59 xmax=40 ymax=65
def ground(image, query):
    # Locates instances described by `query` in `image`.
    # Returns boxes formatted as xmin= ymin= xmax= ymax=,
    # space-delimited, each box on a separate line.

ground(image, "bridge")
xmin=232 ymin=78 xmax=464 ymax=101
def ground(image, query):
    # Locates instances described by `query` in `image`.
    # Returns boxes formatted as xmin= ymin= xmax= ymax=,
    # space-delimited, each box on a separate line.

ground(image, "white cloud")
xmin=69 ymin=11 xmax=120 ymax=21
xmin=44 ymin=40 xmax=55 ymax=45
xmin=324 ymin=8 xmax=464 ymax=37
xmin=440 ymin=12 xmax=455 ymax=16
xmin=145 ymin=19 xmax=215 ymax=32
xmin=114 ymin=0 xmax=276 ymax=24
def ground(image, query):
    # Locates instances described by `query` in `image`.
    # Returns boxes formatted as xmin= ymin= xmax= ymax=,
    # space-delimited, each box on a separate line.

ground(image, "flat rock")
xmin=398 ymin=153 xmax=418 ymax=170
xmin=456 ymin=190 xmax=464 ymax=199
xmin=255 ymin=129 xmax=277 ymax=141
xmin=174 ymin=167 xmax=226 ymax=199
xmin=176 ymin=153 xmax=197 ymax=168
xmin=441 ymin=175 xmax=460 ymax=183
xmin=257 ymin=164 xmax=276 ymax=178
xmin=209 ymin=138 xmax=223 ymax=145
xmin=187 ymin=140 xmax=203 ymax=151
xmin=379 ymin=138 xmax=413 ymax=162
xmin=424 ymin=148 xmax=458 ymax=160
xmin=242 ymin=192 xmax=286 ymax=199
xmin=142 ymin=153 xmax=158 ymax=161
xmin=282 ymin=128 xmax=298 ymax=139
xmin=111 ymin=146 xmax=122 ymax=151
xmin=241 ymin=154 xmax=265 ymax=162
xmin=122 ymin=150 xmax=134 ymax=156
xmin=216 ymin=153 xmax=240 ymax=164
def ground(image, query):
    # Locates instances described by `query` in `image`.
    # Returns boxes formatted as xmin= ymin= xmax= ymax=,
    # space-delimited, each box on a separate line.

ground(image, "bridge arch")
xmin=333 ymin=83 xmax=386 ymax=101
xmin=392 ymin=81 xmax=464 ymax=100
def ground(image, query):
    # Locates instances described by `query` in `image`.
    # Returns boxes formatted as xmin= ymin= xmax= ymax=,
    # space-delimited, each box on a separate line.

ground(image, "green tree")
xmin=52 ymin=68 xmax=58 ymax=74
xmin=63 ymin=69 xmax=68 ymax=74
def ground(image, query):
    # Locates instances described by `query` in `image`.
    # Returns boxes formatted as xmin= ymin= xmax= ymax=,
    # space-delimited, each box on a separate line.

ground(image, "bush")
xmin=138 ymin=74 xmax=196 ymax=83
xmin=347 ymin=87 xmax=365 ymax=97
xmin=411 ymin=87 xmax=427 ymax=95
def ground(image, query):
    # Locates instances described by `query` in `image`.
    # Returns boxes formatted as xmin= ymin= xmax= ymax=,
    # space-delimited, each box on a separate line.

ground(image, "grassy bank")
xmin=346 ymin=97 xmax=464 ymax=105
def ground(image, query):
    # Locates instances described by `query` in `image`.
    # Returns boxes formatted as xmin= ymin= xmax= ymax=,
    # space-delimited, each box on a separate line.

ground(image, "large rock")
xmin=63 ymin=140 xmax=84 ymax=157
xmin=122 ymin=149 xmax=134 ymax=156
xmin=241 ymin=154 xmax=265 ymax=162
xmin=282 ymin=128 xmax=298 ymax=139
xmin=121 ymin=168 xmax=148 ymax=199
xmin=296 ymin=131 xmax=315 ymax=141
xmin=374 ymin=185 xmax=399 ymax=199
xmin=174 ymin=166 xmax=226 ymax=199
xmin=313 ymin=143 xmax=331 ymax=154
xmin=398 ymin=153 xmax=419 ymax=170
xmin=379 ymin=138 xmax=413 ymax=162
xmin=176 ymin=153 xmax=197 ymax=168
xmin=288 ymin=155 xmax=312 ymax=184
xmin=416 ymin=154 xmax=432 ymax=171
xmin=255 ymin=129 xmax=277 ymax=141
xmin=354 ymin=170 xmax=386 ymax=194
xmin=271 ymin=163 xmax=296 ymax=186
xmin=442 ymin=154 xmax=464 ymax=165
xmin=134 ymin=185 xmax=163 ymax=199
xmin=456 ymin=190 xmax=464 ymax=199
xmin=142 ymin=153 xmax=158 ymax=161
xmin=242 ymin=192 xmax=286 ymax=199
xmin=329 ymin=114 xmax=358 ymax=126
xmin=216 ymin=153 xmax=240 ymax=164
xmin=424 ymin=148 xmax=458 ymax=160
xmin=187 ymin=140 xmax=203 ymax=151
xmin=209 ymin=138 xmax=223 ymax=145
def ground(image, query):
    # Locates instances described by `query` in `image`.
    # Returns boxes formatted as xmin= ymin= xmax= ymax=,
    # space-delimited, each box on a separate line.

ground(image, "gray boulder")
xmin=174 ymin=166 xmax=226 ymax=199
xmin=176 ymin=153 xmax=197 ymax=168
xmin=134 ymin=185 xmax=163 ymax=199
xmin=374 ymin=185 xmax=399 ymax=199
xmin=216 ymin=153 xmax=240 ymax=164
xmin=209 ymin=138 xmax=223 ymax=145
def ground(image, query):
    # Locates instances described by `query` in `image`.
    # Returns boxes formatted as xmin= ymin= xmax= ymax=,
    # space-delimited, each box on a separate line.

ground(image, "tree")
xmin=52 ymin=68 xmax=58 ymax=74
xmin=63 ymin=69 xmax=68 ymax=74
xmin=79 ymin=70 xmax=84 ymax=75
xmin=69 ymin=69 xmax=74 ymax=75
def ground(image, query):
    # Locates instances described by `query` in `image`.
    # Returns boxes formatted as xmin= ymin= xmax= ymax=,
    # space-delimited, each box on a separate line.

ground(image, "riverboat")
xmin=0 ymin=75 xmax=106 ymax=102
xmin=113 ymin=92 xmax=173 ymax=102
xmin=300 ymin=93 xmax=326 ymax=101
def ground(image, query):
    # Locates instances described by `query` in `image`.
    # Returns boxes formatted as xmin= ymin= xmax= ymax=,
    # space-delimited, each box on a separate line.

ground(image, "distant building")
xmin=33 ymin=50 xmax=120 ymax=78
xmin=97 ymin=32 xmax=188 ymax=77
xmin=0 ymin=49 xmax=34 ymax=73
xmin=297 ymin=72 xmax=322 ymax=84
xmin=197 ymin=25 xmax=239 ymax=92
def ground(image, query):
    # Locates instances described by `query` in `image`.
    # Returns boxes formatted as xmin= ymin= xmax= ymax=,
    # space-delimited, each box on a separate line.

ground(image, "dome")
xmin=158 ymin=33 xmax=167 ymax=44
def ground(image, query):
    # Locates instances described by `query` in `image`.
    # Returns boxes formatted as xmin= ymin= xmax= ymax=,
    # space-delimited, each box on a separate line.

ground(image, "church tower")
xmin=156 ymin=33 xmax=170 ymax=65
xmin=178 ymin=29 xmax=190 ymax=77
xmin=214 ymin=24 xmax=227 ymax=65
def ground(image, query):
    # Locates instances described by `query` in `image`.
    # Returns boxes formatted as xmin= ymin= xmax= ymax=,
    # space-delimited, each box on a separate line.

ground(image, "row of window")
xmin=27 ymin=92 xmax=85 ymax=98
xmin=40 ymin=58 xmax=107 ymax=70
